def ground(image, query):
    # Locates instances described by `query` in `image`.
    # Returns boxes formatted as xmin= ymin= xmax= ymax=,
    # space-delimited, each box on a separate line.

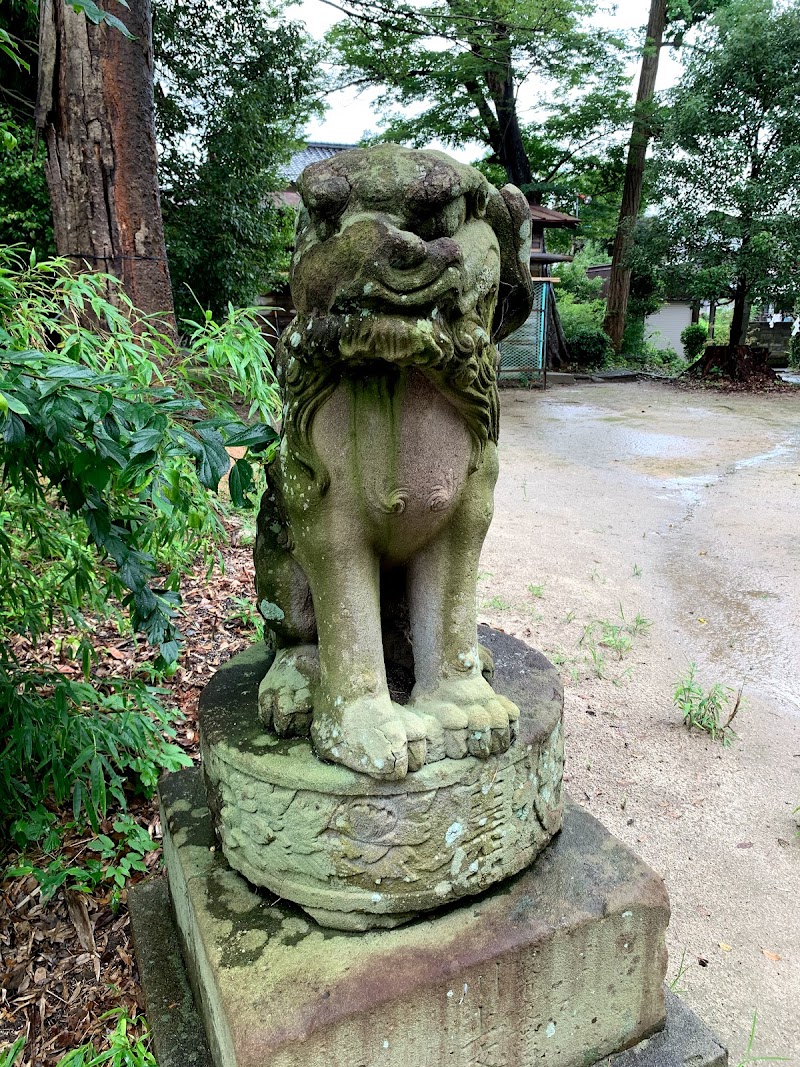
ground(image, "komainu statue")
xmin=255 ymin=144 xmax=533 ymax=781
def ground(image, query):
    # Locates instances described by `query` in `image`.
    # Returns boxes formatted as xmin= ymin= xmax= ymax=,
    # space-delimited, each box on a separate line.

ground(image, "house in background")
xmin=585 ymin=264 xmax=693 ymax=354
xmin=643 ymin=301 xmax=694 ymax=353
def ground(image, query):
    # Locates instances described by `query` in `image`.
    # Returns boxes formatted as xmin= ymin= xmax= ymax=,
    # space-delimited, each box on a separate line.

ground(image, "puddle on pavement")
xmin=665 ymin=555 xmax=800 ymax=714
xmin=529 ymin=386 xmax=800 ymax=716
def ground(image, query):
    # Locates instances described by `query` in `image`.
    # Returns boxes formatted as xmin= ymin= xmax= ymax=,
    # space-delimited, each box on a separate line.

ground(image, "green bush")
xmin=788 ymin=333 xmax=800 ymax=370
xmin=680 ymin=321 xmax=708 ymax=362
xmin=0 ymin=107 xmax=54 ymax=255
xmin=0 ymin=248 xmax=279 ymax=833
xmin=557 ymin=295 xmax=613 ymax=369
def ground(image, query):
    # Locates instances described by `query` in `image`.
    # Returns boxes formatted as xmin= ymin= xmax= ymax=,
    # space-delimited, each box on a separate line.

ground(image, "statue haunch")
xmin=255 ymin=144 xmax=533 ymax=781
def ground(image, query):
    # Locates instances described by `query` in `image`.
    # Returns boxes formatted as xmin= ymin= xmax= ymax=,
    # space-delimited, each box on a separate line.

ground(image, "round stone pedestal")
xmin=200 ymin=628 xmax=564 ymax=930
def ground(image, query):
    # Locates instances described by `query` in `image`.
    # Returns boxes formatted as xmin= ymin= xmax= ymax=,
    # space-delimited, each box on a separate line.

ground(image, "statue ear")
xmin=486 ymin=184 xmax=534 ymax=343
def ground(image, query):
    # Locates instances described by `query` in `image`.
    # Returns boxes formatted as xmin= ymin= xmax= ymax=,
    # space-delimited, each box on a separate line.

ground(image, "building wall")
xmin=746 ymin=322 xmax=794 ymax=365
xmin=645 ymin=301 xmax=693 ymax=353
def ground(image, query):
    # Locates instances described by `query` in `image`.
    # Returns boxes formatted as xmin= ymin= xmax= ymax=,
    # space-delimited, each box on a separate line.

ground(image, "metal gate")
xmin=498 ymin=279 xmax=549 ymax=385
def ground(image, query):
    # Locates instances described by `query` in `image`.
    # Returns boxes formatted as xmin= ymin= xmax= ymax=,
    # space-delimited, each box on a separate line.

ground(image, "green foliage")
xmin=2 ymin=1009 xmax=158 ymax=1067
xmin=556 ymin=293 xmax=612 ymax=368
xmin=0 ymin=108 xmax=54 ymax=254
xmin=787 ymin=334 xmax=800 ymax=370
xmin=673 ymin=663 xmax=741 ymax=745
xmin=557 ymin=242 xmax=606 ymax=302
xmin=153 ymin=0 xmax=322 ymax=317
xmin=650 ymin=0 xmax=800 ymax=338
xmin=0 ymin=249 xmax=279 ymax=831
xmin=68 ymin=0 xmax=134 ymax=39
xmin=327 ymin=0 xmax=629 ymax=208
xmin=9 ymin=814 xmax=157 ymax=906
xmin=681 ymin=322 xmax=708 ymax=361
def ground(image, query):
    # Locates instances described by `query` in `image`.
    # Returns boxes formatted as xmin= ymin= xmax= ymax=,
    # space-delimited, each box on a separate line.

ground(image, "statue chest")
xmin=305 ymin=368 xmax=474 ymax=556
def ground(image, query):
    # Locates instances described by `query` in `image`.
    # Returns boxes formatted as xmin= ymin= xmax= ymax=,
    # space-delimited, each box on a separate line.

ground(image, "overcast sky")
xmin=288 ymin=0 xmax=685 ymax=159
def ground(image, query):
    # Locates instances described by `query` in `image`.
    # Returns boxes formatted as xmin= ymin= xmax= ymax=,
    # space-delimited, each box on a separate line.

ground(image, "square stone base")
xmin=127 ymin=875 xmax=726 ymax=1067
xmin=138 ymin=768 xmax=682 ymax=1067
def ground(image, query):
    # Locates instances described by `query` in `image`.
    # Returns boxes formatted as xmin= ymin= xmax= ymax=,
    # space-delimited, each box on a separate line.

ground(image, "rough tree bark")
xmin=602 ymin=0 xmax=667 ymax=353
xmin=35 ymin=0 xmax=175 ymax=330
xmin=729 ymin=280 xmax=752 ymax=347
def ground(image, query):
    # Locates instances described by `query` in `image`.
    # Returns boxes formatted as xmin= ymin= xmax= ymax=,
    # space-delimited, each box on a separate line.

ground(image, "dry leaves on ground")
xmin=1 ymin=518 xmax=259 ymax=1065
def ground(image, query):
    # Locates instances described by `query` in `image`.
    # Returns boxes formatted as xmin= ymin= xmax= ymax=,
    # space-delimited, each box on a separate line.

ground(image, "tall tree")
xmin=152 ymin=0 xmax=322 ymax=317
xmin=601 ymin=0 xmax=666 ymax=352
xmin=326 ymin=0 xmax=628 ymax=365
xmin=649 ymin=0 xmax=800 ymax=346
xmin=602 ymin=0 xmax=726 ymax=352
xmin=35 ymin=0 xmax=175 ymax=328
xmin=327 ymin=0 xmax=625 ymax=191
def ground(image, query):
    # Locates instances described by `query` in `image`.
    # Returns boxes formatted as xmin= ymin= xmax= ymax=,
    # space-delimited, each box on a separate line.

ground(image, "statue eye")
xmin=298 ymin=170 xmax=350 ymax=240
xmin=416 ymin=199 xmax=466 ymax=241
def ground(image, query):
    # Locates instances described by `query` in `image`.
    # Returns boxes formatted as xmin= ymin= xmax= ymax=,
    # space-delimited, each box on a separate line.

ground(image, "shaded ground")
xmin=480 ymin=381 xmax=800 ymax=1063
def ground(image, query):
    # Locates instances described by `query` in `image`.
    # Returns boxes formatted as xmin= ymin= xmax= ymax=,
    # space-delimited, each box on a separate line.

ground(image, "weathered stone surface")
xmin=200 ymin=628 xmax=564 ymax=929
xmin=128 ymin=877 xmax=213 ymax=1067
xmin=160 ymin=767 xmax=669 ymax=1067
xmin=598 ymin=992 xmax=727 ymax=1067
xmin=253 ymin=144 xmax=536 ymax=781
xmin=131 ymin=888 xmax=727 ymax=1067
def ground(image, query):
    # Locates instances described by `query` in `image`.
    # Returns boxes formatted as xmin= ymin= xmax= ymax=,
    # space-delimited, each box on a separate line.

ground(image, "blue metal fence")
xmin=498 ymin=280 xmax=549 ymax=383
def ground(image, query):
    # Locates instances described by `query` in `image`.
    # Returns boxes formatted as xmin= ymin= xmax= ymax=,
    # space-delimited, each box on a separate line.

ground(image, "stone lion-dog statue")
xmin=254 ymin=144 xmax=533 ymax=781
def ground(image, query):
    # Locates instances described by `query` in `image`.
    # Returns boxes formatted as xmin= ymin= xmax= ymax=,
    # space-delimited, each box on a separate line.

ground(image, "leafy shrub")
xmin=556 ymin=242 xmax=606 ymax=304
xmin=788 ymin=333 xmax=800 ymax=370
xmin=0 ymin=249 xmax=279 ymax=831
xmin=557 ymin=294 xmax=613 ymax=369
xmin=680 ymin=322 xmax=708 ymax=362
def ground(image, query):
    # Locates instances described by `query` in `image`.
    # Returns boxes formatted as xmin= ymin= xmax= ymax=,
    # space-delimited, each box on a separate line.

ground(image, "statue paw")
xmin=311 ymin=695 xmax=427 ymax=780
xmin=258 ymin=644 xmax=320 ymax=738
xmin=409 ymin=677 xmax=519 ymax=760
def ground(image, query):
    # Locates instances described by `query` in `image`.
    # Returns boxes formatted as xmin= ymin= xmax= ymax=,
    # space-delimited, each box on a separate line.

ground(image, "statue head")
xmin=286 ymin=145 xmax=533 ymax=382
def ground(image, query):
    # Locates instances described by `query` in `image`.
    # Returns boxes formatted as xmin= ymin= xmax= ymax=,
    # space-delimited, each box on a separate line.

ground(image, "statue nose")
xmin=387 ymin=230 xmax=428 ymax=269
xmin=387 ymin=231 xmax=462 ymax=271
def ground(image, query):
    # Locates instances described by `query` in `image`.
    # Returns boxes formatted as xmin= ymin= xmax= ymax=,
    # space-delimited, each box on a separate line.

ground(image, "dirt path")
xmin=480 ymin=382 xmax=800 ymax=1063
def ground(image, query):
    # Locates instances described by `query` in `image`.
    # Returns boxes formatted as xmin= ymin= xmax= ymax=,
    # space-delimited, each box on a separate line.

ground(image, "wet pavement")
xmin=482 ymin=381 xmax=800 ymax=1061
xmin=535 ymin=387 xmax=800 ymax=716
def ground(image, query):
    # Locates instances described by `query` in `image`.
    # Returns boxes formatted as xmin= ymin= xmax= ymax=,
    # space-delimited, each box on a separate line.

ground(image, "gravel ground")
xmin=479 ymin=381 xmax=800 ymax=1064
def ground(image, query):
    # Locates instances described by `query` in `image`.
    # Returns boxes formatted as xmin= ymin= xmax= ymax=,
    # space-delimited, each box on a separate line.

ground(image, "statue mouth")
xmin=335 ymin=267 xmax=464 ymax=317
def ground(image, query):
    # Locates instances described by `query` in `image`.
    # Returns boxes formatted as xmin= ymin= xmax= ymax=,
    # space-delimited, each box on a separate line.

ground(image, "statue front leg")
xmin=407 ymin=443 xmax=519 ymax=759
xmin=286 ymin=484 xmax=427 ymax=780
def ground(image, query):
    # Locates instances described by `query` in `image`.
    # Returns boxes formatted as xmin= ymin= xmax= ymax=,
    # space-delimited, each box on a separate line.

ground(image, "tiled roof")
xmin=528 ymin=205 xmax=580 ymax=228
xmin=281 ymin=143 xmax=358 ymax=183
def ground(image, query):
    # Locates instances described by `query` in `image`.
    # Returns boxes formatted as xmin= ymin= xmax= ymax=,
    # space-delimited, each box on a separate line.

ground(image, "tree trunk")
xmin=546 ymin=289 xmax=567 ymax=370
xmin=602 ymin=0 xmax=667 ymax=353
xmin=35 ymin=0 xmax=175 ymax=331
xmin=729 ymin=279 xmax=751 ymax=346
xmin=708 ymin=299 xmax=717 ymax=340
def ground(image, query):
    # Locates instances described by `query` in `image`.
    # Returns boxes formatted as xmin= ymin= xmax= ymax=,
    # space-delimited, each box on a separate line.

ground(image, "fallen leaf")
xmin=65 ymin=891 xmax=96 ymax=956
xmin=697 ymin=617 xmax=708 ymax=625
xmin=719 ymin=942 xmax=732 ymax=952
xmin=761 ymin=949 xmax=782 ymax=962
xmin=104 ymin=647 xmax=126 ymax=661
xmin=736 ymin=841 xmax=753 ymax=849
